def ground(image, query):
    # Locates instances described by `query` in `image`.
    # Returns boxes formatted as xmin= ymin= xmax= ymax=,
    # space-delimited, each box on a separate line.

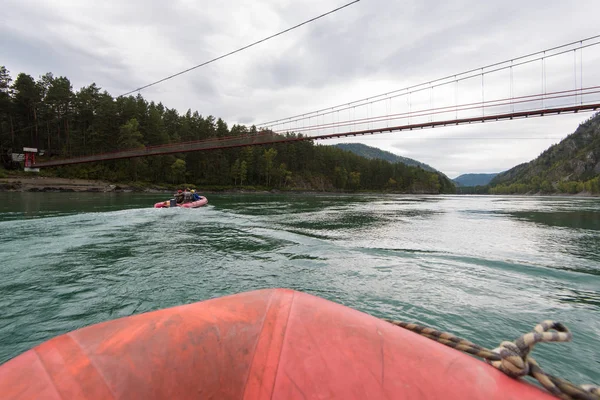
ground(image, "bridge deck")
xmin=33 ymin=103 xmax=600 ymax=168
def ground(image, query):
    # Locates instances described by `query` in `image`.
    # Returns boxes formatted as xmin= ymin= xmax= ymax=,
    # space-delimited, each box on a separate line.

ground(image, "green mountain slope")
xmin=489 ymin=113 xmax=600 ymax=194
xmin=453 ymin=173 xmax=498 ymax=187
xmin=333 ymin=143 xmax=438 ymax=172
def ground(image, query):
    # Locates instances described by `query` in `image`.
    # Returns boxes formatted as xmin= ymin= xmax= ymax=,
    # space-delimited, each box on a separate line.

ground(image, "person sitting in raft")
xmin=174 ymin=189 xmax=184 ymax=204
xmin=191 ymin=189 xmax=201 ymax=201
xmin=183 ymin=188 xmax=194 ymax=203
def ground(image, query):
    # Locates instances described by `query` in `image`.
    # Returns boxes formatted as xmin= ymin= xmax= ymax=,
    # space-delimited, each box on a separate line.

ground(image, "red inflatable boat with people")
xmin=154 ymin=188 xmax=208 ymax=208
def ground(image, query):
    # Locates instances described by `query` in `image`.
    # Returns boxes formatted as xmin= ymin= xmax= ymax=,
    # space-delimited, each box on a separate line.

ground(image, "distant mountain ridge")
xmin=453 ymin=173 xmax=499 ymax=187
xmin=489 ymin=112 xmax=600 ymax=194
xmin=333 ymin=143 xmax=439 ymax=173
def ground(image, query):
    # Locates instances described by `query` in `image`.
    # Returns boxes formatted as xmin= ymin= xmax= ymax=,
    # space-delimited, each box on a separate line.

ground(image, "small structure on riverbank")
xmin=23 ymin=148 xmax=40 ymax=173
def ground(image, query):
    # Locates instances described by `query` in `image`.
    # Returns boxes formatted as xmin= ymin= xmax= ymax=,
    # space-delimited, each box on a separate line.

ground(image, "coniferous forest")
xmin=0 ymin=66 xmax=455 ymax=193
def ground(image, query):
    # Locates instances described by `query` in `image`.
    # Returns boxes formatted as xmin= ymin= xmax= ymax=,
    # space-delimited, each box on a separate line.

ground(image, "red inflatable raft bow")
xmin=0 ymin=289 xmax=555 ymax=399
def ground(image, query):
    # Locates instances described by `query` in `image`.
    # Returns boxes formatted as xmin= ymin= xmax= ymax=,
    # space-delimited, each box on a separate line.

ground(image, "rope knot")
xmin=490 ymin=341 xmax=529 ymax=378
xmin=489 ymin=320 xmax=572 ymax=380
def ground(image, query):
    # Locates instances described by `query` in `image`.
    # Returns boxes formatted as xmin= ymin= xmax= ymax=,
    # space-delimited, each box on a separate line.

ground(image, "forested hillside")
xmin=0 ymin=66 xmax=455 ymax=193
xmin=489 ymin=112 xmax=600 ymax=194
xmin=453 ymin=173 xmax=498 ymax=187
xmin=333 ymin=143 xmax=438 ymax=172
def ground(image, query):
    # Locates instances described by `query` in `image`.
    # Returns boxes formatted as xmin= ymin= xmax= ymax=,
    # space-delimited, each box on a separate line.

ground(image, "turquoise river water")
xmin=0 ymin=193 xmax=598 ymax=386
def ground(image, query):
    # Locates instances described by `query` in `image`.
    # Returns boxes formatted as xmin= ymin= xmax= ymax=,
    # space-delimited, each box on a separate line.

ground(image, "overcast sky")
xmin=3 ymin=0 xmax=600 ymax=177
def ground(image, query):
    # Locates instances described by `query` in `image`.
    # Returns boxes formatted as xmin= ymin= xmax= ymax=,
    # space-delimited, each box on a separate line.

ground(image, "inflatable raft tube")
xmin=154 ymin=196 xmax=208 ymax=208
xmin=0 ymin=289 xmax=554 ymax=399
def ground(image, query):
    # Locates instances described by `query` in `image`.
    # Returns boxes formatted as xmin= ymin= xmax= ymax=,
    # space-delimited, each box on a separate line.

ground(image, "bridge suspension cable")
xmin=273 ymin=86 xmax=600 ymax=135
xmin=119 ymin=0 xmax=360 ymax=97
xmin=258 ymin=34 xmax=600 ymax=129
xmin=7 ymin=1 xmax=361 ymax=142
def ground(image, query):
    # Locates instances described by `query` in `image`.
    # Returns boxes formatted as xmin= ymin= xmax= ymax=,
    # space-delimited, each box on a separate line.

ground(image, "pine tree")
xmin=240 ymin=161 xmax=248 ymax=186
xmin=231 ymin=158 xmax=240 ymax=185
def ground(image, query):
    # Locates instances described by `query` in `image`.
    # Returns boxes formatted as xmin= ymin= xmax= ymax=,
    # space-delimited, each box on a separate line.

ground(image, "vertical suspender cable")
xmin=544 ymin=53 xmax=547 ymax=97
xmin=541 ymin=53 xmax=545 ymax=108
xmin=387 ymin=97 xmax=390 ymax=128
xmin=407 ymin=89 xmax=411 ymax=124
xmin=455 ymin=77 xmax=458 ymax=120
xmin=573 ymin=49 xmax=577 ymax=104
xmin=481 ymin=69 xmax=485 ymax=117
xmin=367 ymin=100 xmax=369 ymax=130
xmin=430 ymin=84 xmax=433 ymax=122
xmin=348 ymin=108 xmax=351 ymax=133
xmin=580 ymin=41 xmax=584 ymax=104
xmin=432 ymin=84 xmax=435 ymax=122
xmin=510 ymin=61 xmax=514 ymax=113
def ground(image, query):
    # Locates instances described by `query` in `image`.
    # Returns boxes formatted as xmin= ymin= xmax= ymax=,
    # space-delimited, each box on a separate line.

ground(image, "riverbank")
xmin=0 ymin=176 xmax=324 ymax=194
xmin=0 ymin=173 xmax=416 ymax=194
xmin=0 ymin=176 xmax=158 ymax=193
xmin=0 ymin=177 xmax=358 ymax=195
xmin=2 ymin=175 xmax=598 ymax=196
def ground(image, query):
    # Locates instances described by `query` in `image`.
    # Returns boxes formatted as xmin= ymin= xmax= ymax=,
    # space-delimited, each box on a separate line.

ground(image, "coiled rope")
xmin=383 ymin=319 xmax=600 ymax=400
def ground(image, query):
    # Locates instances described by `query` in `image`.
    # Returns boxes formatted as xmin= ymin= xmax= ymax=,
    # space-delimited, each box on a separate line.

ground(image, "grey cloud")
xmin=242 ymin=0 xmax=591 ymax=93
xmin=1 ymin=26 xmax=133 ymax=96
xmin=2 ymin=0 xmax=220 ymax=94
xmin=188 ymin=78 xmax=219 ymax=100
xmin=236 ymin=116 xmax=256 ymax=125
xmin=242 ymin=1 xmax=514 ymax=90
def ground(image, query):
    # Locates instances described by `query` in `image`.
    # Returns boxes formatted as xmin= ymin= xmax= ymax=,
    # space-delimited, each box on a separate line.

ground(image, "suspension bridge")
xmin=32 ymin=35 xmax=600 ymax=168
